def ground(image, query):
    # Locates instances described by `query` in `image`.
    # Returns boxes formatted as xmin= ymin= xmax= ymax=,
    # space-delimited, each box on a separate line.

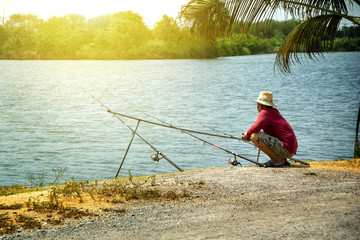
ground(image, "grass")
xmin=0 ymin=203 xmax=23 ymax=210
xmin=0 ymin=185 xmax=28 ymax=196
xmin=308 ymin=159 xmax=360 ymax=171
xmin=0 ymin=170 xmax=192 ymax=235
xmin=16 ymin=214 xmax=42 ymax=230
xmin=0 ymin=213 xmax=16 ymax=235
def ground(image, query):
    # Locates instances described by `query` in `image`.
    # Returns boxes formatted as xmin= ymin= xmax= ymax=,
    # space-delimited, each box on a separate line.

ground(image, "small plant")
xmin=0 ymin=185 xmax=27 ymax=196
xmin=26 ymin=167 xmax=68 ymax=188
xmin=127 ymin=170 xmax=156 ymax=187
xmin=60 ymin=177 xmax=84 ymax=202
xmin=46 ymin=218 xmax=63 ymax=225
xmin=27 ymin=169 xmax=48 ymax=188
xmin=25 ymin=187 xmax=64 ymax=212
xmin=50 ymin=167 xmax=68 ymax=185
xmin=304 ymin=172 xmax=317 ymax=176
xmin=59 ymin=207 xmax=93 ymax=219
xmin=181 ymin=190 xmax=191 ymax=198
xmin=102 ymin=208 xmax=126 ymax=213
xmin=0 ymin=213 xmax=16 ymax=235
xmin=164 ymin=191 xmax=179 ymax=200
xmin=138 ymin=189 xmax=161 ymax=200
xmin=150 ymin=175 xmax=156 ymax=186
xmin=0 ymin=203 xmax=23 ymax=210
xmin=16 ymin=214 xmax=42 ymax=230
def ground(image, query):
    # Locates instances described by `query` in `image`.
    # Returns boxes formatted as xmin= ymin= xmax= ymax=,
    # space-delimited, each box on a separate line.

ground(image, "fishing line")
xmin=110 ymin=95 xmax=265 ymax=167
xmin=106 ymin=110 xmax=241 ymax=140
xmin=81 ymin=88 xmax=184 ymax=175
xmin=116 ymin=94 xmax=249 ymax=142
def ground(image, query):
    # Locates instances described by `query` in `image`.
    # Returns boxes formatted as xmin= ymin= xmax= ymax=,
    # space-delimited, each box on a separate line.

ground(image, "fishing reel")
xmin=151 ymin=152 xmax=163 ymax=162
xmin=229 ymin=156 xmax=242 ymax=166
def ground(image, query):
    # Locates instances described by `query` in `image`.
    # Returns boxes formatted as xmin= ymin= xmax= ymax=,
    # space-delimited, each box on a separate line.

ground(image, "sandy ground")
xmin=1 ymin=160 xmax=360 ymax=239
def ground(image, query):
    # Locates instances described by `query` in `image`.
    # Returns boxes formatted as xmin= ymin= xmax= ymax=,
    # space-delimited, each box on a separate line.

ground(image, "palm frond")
xmin=282 ymin=0 xmax=349 ymax=18
xmin=179 ymin=0 xmax=356 ymax=35
xmin=178 ymin=0 xmax=231 ymax=41
xmin=275 ymin=14 xmax=342 ymax=73
xmin=178 ymin=0 xmax=283 ymax=38
xmin=178 ymin=0 xmax=359 ymax=73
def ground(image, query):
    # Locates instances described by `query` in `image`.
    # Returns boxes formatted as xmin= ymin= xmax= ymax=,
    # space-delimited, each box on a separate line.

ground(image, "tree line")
xmin=0 ymin=12 xmax=358 ymax=60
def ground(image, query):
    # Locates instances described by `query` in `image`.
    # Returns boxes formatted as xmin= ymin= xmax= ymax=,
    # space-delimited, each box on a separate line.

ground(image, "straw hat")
xmin=251 ymin=91 xmax=278 ymax=107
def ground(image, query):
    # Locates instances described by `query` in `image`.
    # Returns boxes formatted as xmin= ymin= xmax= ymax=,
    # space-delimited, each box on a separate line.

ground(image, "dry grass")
xmin=308 ymin=158 xmax=360 ymax=171
xmin=0 ymin=173 xmax=190 ymax=235
xmin=0 ymin=185 xmax=28 ymax=196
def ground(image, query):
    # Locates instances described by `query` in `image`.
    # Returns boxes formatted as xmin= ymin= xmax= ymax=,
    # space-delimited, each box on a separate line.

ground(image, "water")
xmin=1 ymin=52 xmax=359 ymax=186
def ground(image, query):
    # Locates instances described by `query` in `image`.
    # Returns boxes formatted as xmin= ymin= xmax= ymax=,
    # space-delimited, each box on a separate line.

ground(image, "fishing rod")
xmin=107 ymin=110 xmax=241 ymax=140
xmin=117 ymin=95 xmax=243 ymax=141
xmin=111 ymin=97 xmax=308 ymax=166
xmin=108 ymin=109 xmax=265 ymax=167
xmin=82 ymin=88 xmax=184 ymax=176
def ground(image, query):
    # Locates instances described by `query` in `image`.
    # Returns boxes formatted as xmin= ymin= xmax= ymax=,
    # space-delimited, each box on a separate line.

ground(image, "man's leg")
xmin=250 ymin=133 xmax=287 ymax=165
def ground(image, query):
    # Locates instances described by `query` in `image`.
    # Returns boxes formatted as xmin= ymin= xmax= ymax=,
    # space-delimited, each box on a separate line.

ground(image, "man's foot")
xmin=282 ymin=161 xmax=290 ymax=166
xmin=263 ymin=160 xmax=283 ymax=168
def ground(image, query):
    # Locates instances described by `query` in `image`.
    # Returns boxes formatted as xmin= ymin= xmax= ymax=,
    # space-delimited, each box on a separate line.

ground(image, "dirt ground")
xmin=1 ymin=159 xmax=359 ymax=239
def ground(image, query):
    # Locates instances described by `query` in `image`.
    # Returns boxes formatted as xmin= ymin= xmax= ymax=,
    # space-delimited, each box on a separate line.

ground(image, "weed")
xmin=60 ymin=177 xmax=84 ymax=202
xmin=181 ymin=190 xmax=191 ymax=197
xmin=0 ymin=185 xmax=27 ymax=196
xmin=113 ymin=208 xmax=126 ymax=213
xmin=46 ymin=218 xmax=63 ymax=225
xmin=0 ymin=213 xmax=16 ymax=235
xmin=127 ymin=170 xmax=156 ymax=187
xmin=25 ymin=188 xmax=64 ymax=212
xmin=26 ymin=167 xmax=68 ymax=188
xmin=0 ymin=203 xmax=23 ymax=210
xmin=137 ymin=189 xmax=161 ymax=200
xmin=50 ymin=167 xmax=68 ymax=185
xmin=304 ymin=172 xmax=317 ymax=176
xmin=59 ymin=207 xmax=93 ymax=219
xmin=27 ymin=169 xmax=48 ymax=188
xmin=198 ymin=180 xmax=205 ymax=185
xmin=164 ymin=191 xmax=179 ymax=200
xmin=102 ymin=208 xmax=126 ymax=213
xmin=150 ymin=175 xmax=156 ymax=186
xmin=16 ymin=214 xmax=42 ymax=230
xmin=110 ymin=198 xmax=124 ymax=204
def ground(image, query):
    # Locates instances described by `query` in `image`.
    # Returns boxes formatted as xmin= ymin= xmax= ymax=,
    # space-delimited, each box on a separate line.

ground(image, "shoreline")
xmin=1 ymin=159 xmax=359 ymax=239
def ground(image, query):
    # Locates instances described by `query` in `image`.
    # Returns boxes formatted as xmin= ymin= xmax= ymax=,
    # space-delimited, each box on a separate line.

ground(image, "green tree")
xmin=0 ymin=24 xmax=8 ymax=55
xmin=84 ymin=14 xmax=113 ymax=58
xmin=38 ymin=14 xmax=89 ymax=59
xmin=150 ymin=15 xmax=182 ymax=58
xmin=4 ymin=13 xmax=43 ymax=58
xmin=179 ymin=0 xmax=360 ymax=73
xmin=153 ymin=15 xmax=181 ymax=42
xmin=106 ymin=11 xmax=151 ymax=58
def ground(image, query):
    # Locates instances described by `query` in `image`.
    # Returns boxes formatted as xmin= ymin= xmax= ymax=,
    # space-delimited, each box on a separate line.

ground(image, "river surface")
xmin=1 ymin=52 xmax=359 ymax=186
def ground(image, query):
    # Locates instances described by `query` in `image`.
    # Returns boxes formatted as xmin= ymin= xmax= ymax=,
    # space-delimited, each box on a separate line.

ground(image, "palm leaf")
xmin=179 ymin=0 xmax=281 ymax=38
xmin=179 ymin=0 xmax=358 ymax=34
xmin=179 ymin=0 xmax=231 ymax=41
xmin=275 ymin=14 xmax=342 ymax=73
xmin=179 ymin=0 xmax=359 ymax=73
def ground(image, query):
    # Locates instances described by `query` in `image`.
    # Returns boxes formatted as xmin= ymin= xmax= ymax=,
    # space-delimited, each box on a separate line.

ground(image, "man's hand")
xmin=242 ymin=132 xmax=250 ymax=141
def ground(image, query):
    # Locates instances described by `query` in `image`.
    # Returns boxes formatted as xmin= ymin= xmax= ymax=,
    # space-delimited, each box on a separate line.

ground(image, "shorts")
xmin=259 ymin=132 xmax=294 ymax=159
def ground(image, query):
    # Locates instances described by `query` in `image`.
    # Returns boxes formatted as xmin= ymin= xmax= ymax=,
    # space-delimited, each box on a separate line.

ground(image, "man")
xmin=242 ymin=91 xmax=297 ymax=167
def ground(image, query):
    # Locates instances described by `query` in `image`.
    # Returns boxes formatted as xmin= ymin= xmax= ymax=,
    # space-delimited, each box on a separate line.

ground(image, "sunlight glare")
xmin=0 ymin=0 xmax=189 ymax=27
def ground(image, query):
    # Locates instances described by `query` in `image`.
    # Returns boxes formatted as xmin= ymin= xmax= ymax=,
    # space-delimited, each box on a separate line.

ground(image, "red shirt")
xmin=246 ymin=108 xmax=298 ymax=154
